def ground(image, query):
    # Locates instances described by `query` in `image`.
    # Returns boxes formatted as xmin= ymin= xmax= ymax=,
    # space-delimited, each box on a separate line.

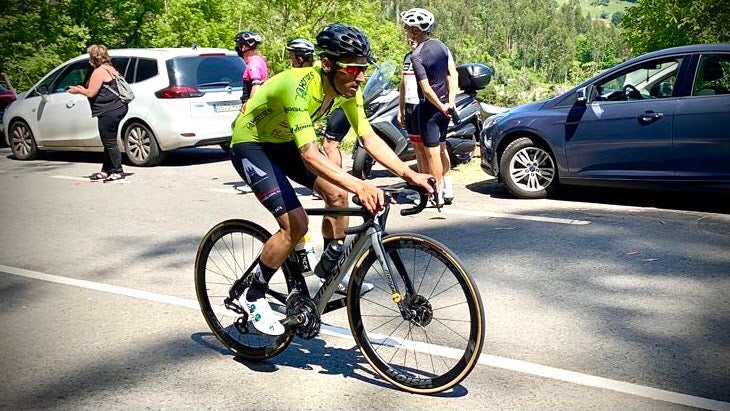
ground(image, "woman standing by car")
xmin=68 ymin=44 xmax=128 ymax=182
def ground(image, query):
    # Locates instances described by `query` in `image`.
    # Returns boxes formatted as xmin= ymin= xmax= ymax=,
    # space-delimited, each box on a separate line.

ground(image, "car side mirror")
xmin=576 ymin=85 xmax=596 ymax=105
xmin=37 ymin=84 xmax=49 ymax=95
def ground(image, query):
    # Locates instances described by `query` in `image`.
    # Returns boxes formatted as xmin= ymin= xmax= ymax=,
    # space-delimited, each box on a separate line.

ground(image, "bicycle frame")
xmin=225 ymin=183 xmax=434 ymax=330
xmin=279 ymin=205 xmax=401 ymax=327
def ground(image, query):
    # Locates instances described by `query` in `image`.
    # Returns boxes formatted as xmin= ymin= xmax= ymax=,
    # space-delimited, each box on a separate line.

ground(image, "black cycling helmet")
xmin=234 ymin=31 xmax=262 ymax=48
xmin=286 ymin=38 xmax=315 ymax=57
xmin=315 ymin=24 xmax=374 ymax=64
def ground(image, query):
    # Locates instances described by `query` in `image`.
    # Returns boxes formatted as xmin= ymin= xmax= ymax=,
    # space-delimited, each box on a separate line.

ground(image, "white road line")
xmin=426 ymin=207 xmax=591 ymax=225
xmin=1 ymin=264 xmax=725 ymax=410
xmin=50 ymin=175 xmax=90 ymax=181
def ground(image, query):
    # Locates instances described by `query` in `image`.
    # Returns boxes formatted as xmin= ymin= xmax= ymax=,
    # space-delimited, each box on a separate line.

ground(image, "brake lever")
xmin=400 ymin=177 xmax=439 ymax=216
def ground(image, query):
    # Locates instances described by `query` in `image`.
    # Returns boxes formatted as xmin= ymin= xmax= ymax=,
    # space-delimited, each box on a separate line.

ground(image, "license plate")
xmin=214 ymin=103 xmax=242 ymax=113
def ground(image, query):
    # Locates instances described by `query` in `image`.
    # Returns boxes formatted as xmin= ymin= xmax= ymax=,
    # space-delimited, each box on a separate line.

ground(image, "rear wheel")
xmin=499 ymin=136 xmax=558 ymax=199
xmin=8 ymin=120 xmax=40 ymax=160
xmin=347 ymin=234 xmax=485 ymax=394
xmin=194 ymin=219 xmax=296 ymax=360
xmin=123 ymin=122 xmax=165 ymax=166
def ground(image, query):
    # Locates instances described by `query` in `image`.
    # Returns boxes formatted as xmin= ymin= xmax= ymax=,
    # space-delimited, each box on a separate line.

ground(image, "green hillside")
xmin=569 ymin=0 xmax=635 ymax=20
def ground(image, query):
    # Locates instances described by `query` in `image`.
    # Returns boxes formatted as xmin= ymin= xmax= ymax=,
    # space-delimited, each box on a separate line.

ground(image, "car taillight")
xmin=0 ymin=91 xmax=16 ymax=102
xmin=155 ymin=85 xmax=205 ymax=99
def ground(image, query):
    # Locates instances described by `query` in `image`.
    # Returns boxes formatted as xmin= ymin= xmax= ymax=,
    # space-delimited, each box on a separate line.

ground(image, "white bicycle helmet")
xmin=400 ymin=8 xmax=435 ymax=32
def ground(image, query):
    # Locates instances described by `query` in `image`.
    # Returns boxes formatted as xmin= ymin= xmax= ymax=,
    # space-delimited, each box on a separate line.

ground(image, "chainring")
xmin=286 ymin=292 xmax=321 ymax=339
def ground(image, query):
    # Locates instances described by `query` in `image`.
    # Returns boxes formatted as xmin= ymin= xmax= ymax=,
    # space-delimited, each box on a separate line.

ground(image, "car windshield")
xmin=167 ymin=55 xmax=244 ymax=88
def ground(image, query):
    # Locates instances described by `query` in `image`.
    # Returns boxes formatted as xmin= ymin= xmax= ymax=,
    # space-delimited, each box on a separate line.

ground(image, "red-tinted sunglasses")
xmin=336 ymin=61 xmax=369 ymax=76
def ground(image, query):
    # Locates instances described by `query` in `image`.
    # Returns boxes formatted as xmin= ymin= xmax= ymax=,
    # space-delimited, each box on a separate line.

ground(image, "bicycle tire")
xmin=347 ymin=233 xmax=485 ymax=394
xmin=195 ymin=219 xmax=296 ymax=360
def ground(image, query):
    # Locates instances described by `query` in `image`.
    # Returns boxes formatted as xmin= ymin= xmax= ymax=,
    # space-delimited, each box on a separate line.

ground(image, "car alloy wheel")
xmin=9 ymin=120 xmax=40 ymax=160
xmin=500 ymin=136 xmax=557 ymax=199
xmin=123 ymin=122 xmax=164 ymax=166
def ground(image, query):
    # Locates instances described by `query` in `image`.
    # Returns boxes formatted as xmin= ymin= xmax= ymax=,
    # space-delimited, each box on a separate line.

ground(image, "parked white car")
xmin=3 ymin=47 xmax=244 ymax=166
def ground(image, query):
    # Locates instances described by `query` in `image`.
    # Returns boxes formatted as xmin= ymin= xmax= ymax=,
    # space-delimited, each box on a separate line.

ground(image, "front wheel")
xmin=8 ymin=120 xmax=41 ymax=160
xmin=499 ymin=136 xmax=558 ymax=199
xmin=347 ymin=233 xmax=485 ymax=394
xmin=194 ymin=219 xmax=296 ymax=360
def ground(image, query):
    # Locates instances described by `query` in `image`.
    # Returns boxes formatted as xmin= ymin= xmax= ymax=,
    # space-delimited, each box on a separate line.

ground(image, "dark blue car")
xmin=480 ymin=44 xmax=730 ymax=199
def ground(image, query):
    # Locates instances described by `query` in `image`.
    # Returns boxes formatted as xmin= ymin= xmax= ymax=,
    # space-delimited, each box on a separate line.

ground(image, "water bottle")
xmin=294 ymin=234 xmax=316 ymax=276
xmin=315 ymin=240 xmax=345 ymax=281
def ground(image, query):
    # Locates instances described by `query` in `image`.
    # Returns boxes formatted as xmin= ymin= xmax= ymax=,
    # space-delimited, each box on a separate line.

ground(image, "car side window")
xmin=134 ymin=58 xmax=158 ymax=83
xmin=113 ymin=57 xmax=132 ymax=80
xmin=32 ymin=65 xmax=67 ymax=96
xmin=52 ymin=61 xmax=93 ymax=93
xmin=692 ymin=54 xmax=730 ymax=96
xmin=594 ymin=57 xmax=682 ymax=102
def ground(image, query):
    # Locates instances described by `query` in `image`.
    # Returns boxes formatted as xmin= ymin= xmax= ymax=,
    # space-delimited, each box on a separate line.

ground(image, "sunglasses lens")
xmin=343 ymin=65 xmax=366 ymax=76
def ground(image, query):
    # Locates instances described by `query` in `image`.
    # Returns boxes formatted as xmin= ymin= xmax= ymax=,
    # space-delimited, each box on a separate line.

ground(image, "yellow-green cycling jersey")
xmin=231 ymin=66 xmax=373 ymax=148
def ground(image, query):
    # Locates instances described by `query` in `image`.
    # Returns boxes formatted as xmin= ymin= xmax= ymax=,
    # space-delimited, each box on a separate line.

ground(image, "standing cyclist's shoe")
xmin=240 ymin=287 xmax=285 ymax=336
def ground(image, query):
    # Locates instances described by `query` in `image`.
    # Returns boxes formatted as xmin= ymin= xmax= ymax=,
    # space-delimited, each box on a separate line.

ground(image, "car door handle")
xmin=638 ymin=111 xmax=663 ymax=124
xmin=66 ymin=101 xmax=76 ymax=108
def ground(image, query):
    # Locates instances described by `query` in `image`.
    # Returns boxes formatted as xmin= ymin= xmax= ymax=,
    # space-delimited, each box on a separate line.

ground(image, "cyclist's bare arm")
xmin=299 ymin=142 xmax=384 ymax=213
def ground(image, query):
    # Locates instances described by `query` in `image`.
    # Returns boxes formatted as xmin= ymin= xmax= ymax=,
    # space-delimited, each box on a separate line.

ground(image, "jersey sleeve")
xmin=341 ymin=89 xmax=373 ymax=137
xmin=411 ymin=50 xmax=427 ymax=82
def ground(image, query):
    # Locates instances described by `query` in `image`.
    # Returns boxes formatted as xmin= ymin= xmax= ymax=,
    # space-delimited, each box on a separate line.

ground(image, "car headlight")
xmin=483 ymin=115 xmax=500 ymax=131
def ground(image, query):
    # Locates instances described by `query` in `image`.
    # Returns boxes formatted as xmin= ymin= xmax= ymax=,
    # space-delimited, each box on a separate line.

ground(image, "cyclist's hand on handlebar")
xmin=355 ymin=182 xmax=386 ymax=214
xmin=403 ymin=172 xmax=435 ymax=195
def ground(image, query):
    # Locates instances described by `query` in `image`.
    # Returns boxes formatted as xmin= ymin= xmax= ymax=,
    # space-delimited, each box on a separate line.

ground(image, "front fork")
xmin=369 ymin=230 xmax=416 ymax=320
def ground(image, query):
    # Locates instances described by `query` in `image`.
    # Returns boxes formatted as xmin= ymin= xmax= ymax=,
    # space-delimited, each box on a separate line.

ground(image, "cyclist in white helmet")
xmin=401 ymin=8 xmax=458 ymax=206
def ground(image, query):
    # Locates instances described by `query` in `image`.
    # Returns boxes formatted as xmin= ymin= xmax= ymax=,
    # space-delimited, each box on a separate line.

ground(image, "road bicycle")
xmin=194 ymin=181 xmax=485 ymax=394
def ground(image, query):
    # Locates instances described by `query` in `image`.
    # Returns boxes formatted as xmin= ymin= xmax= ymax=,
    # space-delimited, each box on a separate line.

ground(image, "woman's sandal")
xmin=89 ymin=171 xmax=109 ymax=181
xmin=103 ymin=173 xmax=125 ymax=183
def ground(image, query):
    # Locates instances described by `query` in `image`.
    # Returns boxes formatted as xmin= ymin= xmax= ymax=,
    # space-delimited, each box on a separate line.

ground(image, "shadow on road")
xmin=466 ymin=179 xmax=730 ymax=214
xmin=192 ymin=331 xmax=469 ymax=398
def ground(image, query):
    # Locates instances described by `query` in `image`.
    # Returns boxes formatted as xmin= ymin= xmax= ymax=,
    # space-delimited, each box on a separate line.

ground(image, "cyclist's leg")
xmin=420 ymin=103 xmax=448 ymax=205
xmin=406 ymin=103 xmax=426 ymax=173
xmin=233 ymin=142 xmax=309 ymax=335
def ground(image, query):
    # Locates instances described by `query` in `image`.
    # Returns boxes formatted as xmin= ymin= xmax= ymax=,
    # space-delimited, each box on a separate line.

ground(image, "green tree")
xmin=622 ymin=0 xmax=730 ymax=54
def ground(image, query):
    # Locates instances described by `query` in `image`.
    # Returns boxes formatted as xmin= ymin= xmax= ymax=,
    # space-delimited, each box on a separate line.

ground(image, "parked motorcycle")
xmin=351 ymin=62 xmax=493 ymax=180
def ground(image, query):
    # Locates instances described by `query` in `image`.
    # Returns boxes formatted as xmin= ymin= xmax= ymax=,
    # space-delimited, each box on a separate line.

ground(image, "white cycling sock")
xmin=443 ymin=175 xmax=454 ymax=198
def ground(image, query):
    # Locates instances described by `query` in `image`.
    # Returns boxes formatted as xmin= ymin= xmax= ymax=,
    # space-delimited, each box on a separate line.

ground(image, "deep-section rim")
xmin=347 ymin=233 xmax=485 ymax=394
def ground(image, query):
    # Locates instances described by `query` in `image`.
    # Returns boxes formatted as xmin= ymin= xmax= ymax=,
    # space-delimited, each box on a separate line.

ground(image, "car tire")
xmin=8 ymin=120 xmax=41 ymax=160
xmin=123 ymin=122 xmax=165 ymax=167
xmin=499 ymin=136 xmax=558 ymax=199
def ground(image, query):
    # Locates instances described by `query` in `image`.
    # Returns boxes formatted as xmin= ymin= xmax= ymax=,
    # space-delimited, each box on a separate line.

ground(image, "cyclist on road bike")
xmin=230 ymin=24 xmax=434 ymax=336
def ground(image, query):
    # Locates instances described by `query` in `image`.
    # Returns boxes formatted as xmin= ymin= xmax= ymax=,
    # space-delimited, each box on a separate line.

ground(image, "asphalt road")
xmin=0 ymin=146 xmax=728 ymax=411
